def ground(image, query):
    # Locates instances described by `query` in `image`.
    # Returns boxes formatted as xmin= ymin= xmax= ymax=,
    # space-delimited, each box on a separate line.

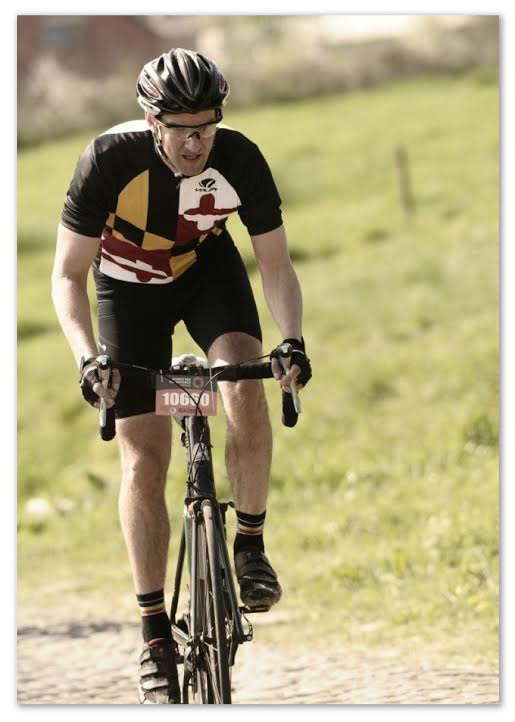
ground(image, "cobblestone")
xmin=17 ymin=616 xmax=499 ymax=705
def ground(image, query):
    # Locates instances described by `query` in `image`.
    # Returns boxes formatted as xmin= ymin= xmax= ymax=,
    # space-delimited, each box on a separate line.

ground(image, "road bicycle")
xmin=96 ymin=344 xmax=300 ymax=703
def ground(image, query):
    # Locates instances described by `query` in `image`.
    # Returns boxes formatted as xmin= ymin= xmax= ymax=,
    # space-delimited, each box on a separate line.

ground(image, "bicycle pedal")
xmin=239 ymin=605 xmax=271 ymax=614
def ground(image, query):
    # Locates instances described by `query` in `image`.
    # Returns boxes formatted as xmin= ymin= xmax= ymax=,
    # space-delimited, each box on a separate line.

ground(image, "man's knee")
xmin=208 ymin=331 xmax=262 ymax=366
xmin=220 ymin=379 xmax=271 ymax=444
xmin=117 ymin=413 xmax=171 ymax=491
xmin=120 ymin=452 xmax=169 ymax=491
xmin=225 ymin=377 xmax=267 ymax=412
xmin=207 ymin=332 xmax=268 ymax=417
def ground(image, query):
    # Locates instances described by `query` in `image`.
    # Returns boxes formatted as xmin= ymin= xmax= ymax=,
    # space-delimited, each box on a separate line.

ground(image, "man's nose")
xmin=184 ymin=132 xmax=202 ymax=150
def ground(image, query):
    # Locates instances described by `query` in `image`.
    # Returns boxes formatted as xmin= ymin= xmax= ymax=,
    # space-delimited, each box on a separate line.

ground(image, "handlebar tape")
xmin=282 ymin=389 xmax=299 ymax=428
xmin=100 ymin=406 xmax=116 ymax=441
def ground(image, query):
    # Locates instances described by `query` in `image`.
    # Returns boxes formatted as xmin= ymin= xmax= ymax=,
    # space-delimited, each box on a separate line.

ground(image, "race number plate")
xmin=155 ymin=375 xmax=218 ymax=416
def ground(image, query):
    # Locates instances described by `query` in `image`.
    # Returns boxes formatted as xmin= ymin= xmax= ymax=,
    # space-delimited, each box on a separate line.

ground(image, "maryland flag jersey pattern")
xmin=61 ymin=120 xmax=282 ymax=284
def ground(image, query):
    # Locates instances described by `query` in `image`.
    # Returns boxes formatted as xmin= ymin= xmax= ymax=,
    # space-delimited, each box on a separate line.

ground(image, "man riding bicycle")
xmin=51 ymin=48 xmax=312 ymax=704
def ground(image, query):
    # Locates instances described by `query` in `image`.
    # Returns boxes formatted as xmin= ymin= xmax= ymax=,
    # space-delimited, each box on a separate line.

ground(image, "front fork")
xmin=169 ymin=415 xmax=253 ymax=697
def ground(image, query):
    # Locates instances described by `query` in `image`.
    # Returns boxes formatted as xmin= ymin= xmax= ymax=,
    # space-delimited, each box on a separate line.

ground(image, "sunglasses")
xmin=156 ymin=109 xmax=223 ymax=140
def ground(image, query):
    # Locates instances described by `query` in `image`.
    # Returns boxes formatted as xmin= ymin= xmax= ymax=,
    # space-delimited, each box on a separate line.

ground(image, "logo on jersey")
xmin=196 ymin=178 xmax=217 ymax=192
xmin=177 ymin=169 xmax=241 ymax=242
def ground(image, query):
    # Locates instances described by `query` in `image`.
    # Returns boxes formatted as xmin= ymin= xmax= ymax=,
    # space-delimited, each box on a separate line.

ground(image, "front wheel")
xmin=192 ymin=500 xmax=232 ymax=703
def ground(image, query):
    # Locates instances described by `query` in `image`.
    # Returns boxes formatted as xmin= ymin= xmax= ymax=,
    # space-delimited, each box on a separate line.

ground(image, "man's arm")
xmin=250 ymin=224 xmax=305 ymax=388
xmin=51 ymin=223 xmax=119 ymax=407
xmin=251 ymin=224 xmax=302 ymax=339
xmin=51 ymin=223 xmax=101 ymax=367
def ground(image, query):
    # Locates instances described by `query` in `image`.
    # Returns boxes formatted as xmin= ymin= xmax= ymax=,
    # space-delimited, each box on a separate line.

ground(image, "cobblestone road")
xmin=17 ymin=613 xmax=499 ymax=705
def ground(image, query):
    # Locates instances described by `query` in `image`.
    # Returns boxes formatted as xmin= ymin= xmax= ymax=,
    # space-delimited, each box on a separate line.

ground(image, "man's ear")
xmin=145 ymin=112 xmax=155 ymax=129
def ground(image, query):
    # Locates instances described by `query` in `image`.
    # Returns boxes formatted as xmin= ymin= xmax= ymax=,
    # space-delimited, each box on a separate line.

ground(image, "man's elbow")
xmin=51 ymin=266 xmax=86 ymax=304
xmin=51 ymin=271 xmax=66 ymax=309
xmin=257 ymin=258 xmax=296 ymax=283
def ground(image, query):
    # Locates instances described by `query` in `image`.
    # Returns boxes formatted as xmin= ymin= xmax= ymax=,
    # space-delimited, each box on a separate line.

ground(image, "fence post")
xmin=394 ymin=144 xmax=415 ymax=219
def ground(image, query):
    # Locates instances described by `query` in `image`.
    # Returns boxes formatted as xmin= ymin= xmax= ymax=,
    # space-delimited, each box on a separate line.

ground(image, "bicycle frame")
xmin=169 ymin=413 xmax=251 ymax=701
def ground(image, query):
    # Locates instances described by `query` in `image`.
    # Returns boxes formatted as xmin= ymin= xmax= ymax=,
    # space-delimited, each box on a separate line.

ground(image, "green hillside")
xmin=18 ymin=72 xmax=499 ymax=665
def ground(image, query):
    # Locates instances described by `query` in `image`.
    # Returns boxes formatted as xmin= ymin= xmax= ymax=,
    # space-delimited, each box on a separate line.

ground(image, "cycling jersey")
xmin=61 ymin=120 xmax=282 ymax=285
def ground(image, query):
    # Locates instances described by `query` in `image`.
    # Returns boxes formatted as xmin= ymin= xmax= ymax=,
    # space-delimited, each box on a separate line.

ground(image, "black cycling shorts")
xmin=94 ymin=230 xmax=262 ymax=418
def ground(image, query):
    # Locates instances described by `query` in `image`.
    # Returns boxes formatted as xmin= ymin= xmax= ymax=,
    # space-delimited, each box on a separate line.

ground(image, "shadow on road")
xmin=17 ymin=620 xmax=140 ymax=639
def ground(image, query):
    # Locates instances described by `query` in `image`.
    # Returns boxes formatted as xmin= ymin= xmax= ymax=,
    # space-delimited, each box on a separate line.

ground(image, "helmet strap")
xmin=151 ymin=124 xmax=183 ymax=178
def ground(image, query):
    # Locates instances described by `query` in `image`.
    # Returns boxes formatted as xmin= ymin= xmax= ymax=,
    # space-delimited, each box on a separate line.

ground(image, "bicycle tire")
xmin=193 ymin=500 xmax=232 ymax=703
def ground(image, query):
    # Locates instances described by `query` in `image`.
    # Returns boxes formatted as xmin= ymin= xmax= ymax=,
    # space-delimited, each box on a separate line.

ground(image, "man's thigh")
xmin=182 ymin=234 xmax=262 ymax=354
xmin=96 ymin=281 xmax=176 ymax=419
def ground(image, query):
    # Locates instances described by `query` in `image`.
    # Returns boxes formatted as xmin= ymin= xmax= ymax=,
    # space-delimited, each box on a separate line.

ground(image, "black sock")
xmin=136 ymin=589 xmax=171 ymax=644
xmin=234 ymin=510 xmax=266 ymax=554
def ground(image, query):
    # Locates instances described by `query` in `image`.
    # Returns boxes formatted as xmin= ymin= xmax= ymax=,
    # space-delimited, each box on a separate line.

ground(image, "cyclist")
xmin=51 ymin=48 xmax=312 ymax=704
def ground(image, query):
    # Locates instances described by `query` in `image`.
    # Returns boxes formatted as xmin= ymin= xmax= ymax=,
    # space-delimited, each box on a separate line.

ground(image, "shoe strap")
xmin=235 ymin=551 xmax=278 ymax=582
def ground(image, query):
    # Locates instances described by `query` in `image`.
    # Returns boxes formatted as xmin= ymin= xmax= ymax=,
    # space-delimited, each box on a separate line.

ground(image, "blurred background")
xmin=18 ymin=15 xmax=498 ymax=145
xmin=18 ymin=14 xmax=499 ymax=667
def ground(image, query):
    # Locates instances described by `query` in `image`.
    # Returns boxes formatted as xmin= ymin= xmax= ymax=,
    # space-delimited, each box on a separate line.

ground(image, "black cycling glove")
xmin=280 ymin=337 xmax=312 ymax=388
xmin=79 ymin=356 xmax=105 ymax=407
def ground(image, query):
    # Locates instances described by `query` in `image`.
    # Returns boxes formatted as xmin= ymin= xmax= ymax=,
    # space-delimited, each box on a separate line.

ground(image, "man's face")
xmin=147 ymin=109 xmax=218 ymax=177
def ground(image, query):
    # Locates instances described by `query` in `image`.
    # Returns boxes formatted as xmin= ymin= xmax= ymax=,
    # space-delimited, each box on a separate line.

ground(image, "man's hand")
xmin=80 ymin=357 xmax=121 ymax=409
xmin=271 ymin=338 xmax=312 ymax=392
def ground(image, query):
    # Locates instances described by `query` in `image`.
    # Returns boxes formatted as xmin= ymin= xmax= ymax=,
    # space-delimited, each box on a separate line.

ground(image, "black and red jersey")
xmin=61 ymin=120 xmax=282 ymax=284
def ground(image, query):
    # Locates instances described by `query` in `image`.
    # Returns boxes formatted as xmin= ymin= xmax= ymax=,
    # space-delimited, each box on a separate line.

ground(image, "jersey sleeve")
xmin=237 ymin=143 xmax=283 ymax=236
xmin=60 ymin=140 xmax=115 ymax=238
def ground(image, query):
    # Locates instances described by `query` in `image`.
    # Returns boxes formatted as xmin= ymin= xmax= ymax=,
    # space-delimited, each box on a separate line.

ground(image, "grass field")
xmin=18 ymin=71 xmax=499 ymax=665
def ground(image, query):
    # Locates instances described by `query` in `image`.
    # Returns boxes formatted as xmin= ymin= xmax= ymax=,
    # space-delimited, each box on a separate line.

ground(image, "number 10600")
xmin=162 ymin=391 xmax=211 ymax=407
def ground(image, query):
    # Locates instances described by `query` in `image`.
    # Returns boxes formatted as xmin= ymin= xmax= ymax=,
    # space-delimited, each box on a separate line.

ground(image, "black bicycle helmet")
xmin=136 ymin=48 xmax=230 ymax=116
